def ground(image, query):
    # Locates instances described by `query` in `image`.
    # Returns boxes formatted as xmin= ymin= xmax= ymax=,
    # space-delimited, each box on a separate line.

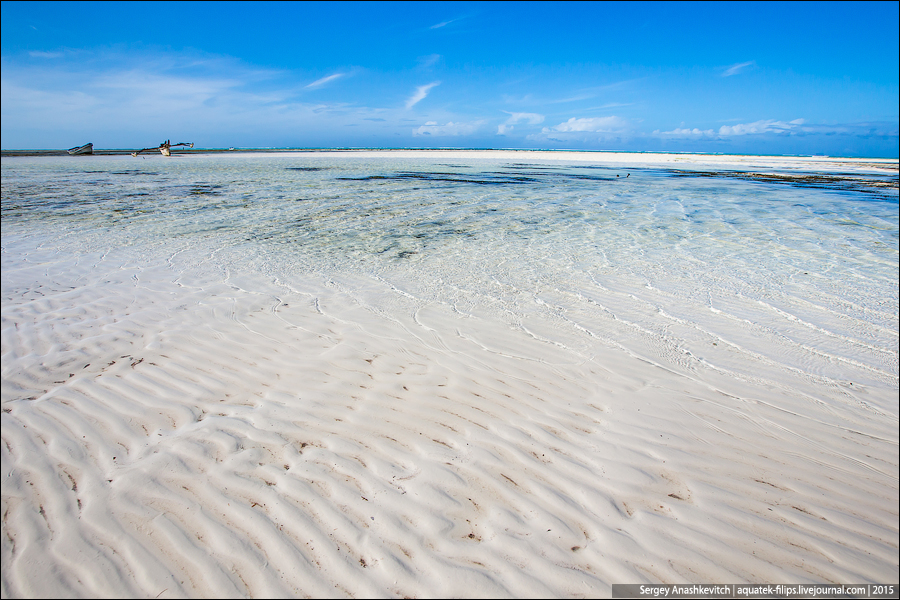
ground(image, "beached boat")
xmin=131 ymin=140 xmax=194 ymax=157
xmin=67 ymin=143 xmax=93 ymax=155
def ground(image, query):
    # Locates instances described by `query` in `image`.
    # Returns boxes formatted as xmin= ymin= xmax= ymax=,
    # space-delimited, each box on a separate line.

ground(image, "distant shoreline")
xmin=2 ymin=147 xmax=899 ymax=162
xmin=3 ymin=148 xmax=897 ymax=181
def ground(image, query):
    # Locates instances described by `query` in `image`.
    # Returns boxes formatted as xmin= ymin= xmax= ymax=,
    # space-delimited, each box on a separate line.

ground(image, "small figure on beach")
xmin=131 ymin=140 xmax=193 ymax=157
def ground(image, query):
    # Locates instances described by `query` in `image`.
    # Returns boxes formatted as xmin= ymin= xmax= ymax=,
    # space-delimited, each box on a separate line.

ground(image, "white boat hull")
xmin=67 ymin=143 xmax=93 ymax=155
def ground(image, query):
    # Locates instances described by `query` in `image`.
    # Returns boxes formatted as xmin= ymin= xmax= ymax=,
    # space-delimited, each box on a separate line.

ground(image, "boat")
xmin=131 ymin=140 xmax=194 ymax=157
xmin=67 ymin=143 xmax=93 ymax=155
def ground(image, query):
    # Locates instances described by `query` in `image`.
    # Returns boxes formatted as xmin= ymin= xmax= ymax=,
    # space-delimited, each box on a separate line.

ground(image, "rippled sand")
xmin=2 ymin=151 xmax=897 ymax=598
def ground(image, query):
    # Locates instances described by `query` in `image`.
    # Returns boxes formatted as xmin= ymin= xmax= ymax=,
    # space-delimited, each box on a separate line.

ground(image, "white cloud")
xmin=305 ymin=73 xmax=344 ymax=89
xmin=723 ymin=61 xmax=755 ymax=77
xmin=544 ymin=116 xmax=629 ymax=133
xmin=405 ymin=81 xmax=440 ymax=109
xmin=497 ymin=112 xmax=545 ymax=135
xmin=656 ymin=127 xmax=716 ymax=137
xmin=503 ymin=111 xmax=544 ymax=125
xmin=718 ymin=118 xmax=805 ymax=136
xmin=526 ymin=115 xmax=633 ymax=144
xmin=413 ymin=120 xmax=483 ymax=136
xmin=654 ymin=118 xmax=807 ymax=138
xmin=653 ymin=118 xmax=900 ymax=143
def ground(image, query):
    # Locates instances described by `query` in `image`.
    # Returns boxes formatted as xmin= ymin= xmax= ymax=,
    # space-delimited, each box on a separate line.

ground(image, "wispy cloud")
xmin=413 ymin=120 xmax=483 ymax=136
xmin=417 ymin=54 xmax=441 ymax=69
xmin=29 ymin=51 xmax=63 ymax=59
xmin=547 ymin=93 xmax=597 ymax=104
xmin=305 ymin=73 xmax=344 ymax=89
xmin=405 ymin=81 xmax=440 ymax=109
xmin=722 ymin=61 xmax=754 ymax=77
xmin=586 ymin=102 xmax=633 ymax=111
xmin=542 ymin=79 xmax=643 ymax=105
xmin=430 ymin=18 xmax=461 ymax=29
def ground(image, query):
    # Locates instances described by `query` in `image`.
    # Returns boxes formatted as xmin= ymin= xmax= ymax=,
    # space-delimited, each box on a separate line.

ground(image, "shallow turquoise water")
xmin=2 ymin=153 xmax=898 ymax=393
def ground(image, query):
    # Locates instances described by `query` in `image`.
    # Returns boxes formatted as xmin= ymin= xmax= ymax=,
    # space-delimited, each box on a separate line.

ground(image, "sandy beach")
xmin=2 ymin=151 xmax=898 ymax=598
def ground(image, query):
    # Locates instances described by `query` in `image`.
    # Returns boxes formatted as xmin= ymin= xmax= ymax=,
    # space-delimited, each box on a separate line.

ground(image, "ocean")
xmin=3 ymin=153 xmax=897 ymax=395
xmin=1 ymin=151 xmax=898 ymax=596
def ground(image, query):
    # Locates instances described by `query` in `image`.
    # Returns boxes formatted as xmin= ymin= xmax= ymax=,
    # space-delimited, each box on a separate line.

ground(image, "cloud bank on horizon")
xmin=1 ymin=1 xmax=898 ymax=157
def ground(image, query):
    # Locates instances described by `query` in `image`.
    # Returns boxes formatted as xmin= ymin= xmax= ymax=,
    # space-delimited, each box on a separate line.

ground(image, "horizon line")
xmin=2 ymin=147 xmax=898 ymax=160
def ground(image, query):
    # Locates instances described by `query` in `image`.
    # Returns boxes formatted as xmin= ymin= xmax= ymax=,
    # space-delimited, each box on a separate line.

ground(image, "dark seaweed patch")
xmin=338 ymin=167 xmax=620 ymax=186
xmin=505 ymin=163 xmax=567 ymax=170
xmin=490 ymin=170 xmax=614 ymax=181
xmin=665 ymin=169 xmax=898 ymax=199
xmin=505 ymin=163 xmax=620 ymax=171
xmin=110 ymin=170 xmax=159 ymax=176
xmin=338 ymin=171 xmax=539 ymax=185
xmin=189 ymin=184 xmax=224 ymax=195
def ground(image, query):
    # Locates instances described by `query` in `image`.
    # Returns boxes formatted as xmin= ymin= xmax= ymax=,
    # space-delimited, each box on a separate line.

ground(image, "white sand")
xmin=2 ymin=152 xmax=898 ymax=598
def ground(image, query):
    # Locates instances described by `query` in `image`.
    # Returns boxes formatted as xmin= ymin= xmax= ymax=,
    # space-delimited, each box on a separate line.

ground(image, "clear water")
xmin=2 ymin=154 xmax=898 ymax=396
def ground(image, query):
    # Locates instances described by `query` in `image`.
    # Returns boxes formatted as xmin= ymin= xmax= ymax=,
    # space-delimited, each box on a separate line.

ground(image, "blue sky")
xmin=2 ymin=1 xmax=898 ymax=157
